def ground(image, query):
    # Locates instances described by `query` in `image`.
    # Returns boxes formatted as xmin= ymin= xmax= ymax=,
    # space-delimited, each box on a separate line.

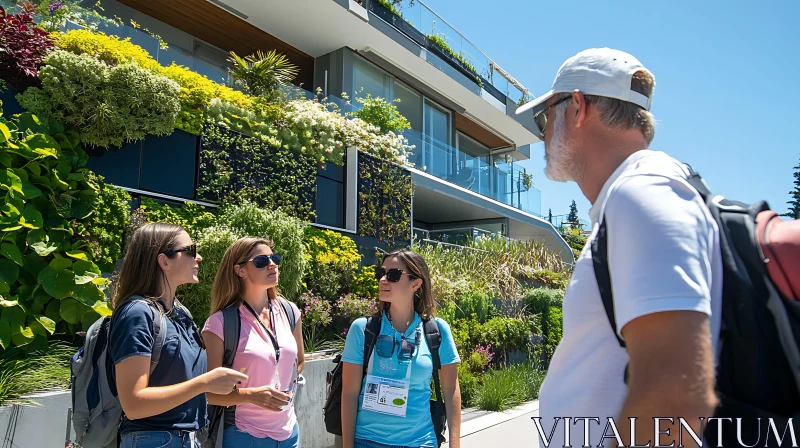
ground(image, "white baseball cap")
xmin=515 ymin=48 xmax=654 ymax=116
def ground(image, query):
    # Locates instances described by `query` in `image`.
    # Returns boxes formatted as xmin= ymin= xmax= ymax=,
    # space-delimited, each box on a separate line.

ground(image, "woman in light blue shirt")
xmin=340 ymin=249 xmax=462 ymax=448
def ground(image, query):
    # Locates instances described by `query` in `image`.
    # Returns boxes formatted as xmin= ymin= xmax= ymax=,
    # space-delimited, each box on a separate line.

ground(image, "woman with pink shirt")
xmin=201 ymin=236 xmax=305 ymax=448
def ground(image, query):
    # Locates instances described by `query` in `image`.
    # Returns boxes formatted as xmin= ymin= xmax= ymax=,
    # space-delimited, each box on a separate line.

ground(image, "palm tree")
xmin=227 ymin=50 xmax=299 ymax=101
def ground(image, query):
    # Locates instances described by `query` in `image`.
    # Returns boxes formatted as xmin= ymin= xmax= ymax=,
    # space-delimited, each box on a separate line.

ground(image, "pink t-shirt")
xmin=203 ymin=298 xmax=301 ymax=440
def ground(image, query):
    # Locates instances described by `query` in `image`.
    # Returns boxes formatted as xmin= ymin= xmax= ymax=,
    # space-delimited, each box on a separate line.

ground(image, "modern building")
xmin=54 ymin=0 xmax=573 ymax=261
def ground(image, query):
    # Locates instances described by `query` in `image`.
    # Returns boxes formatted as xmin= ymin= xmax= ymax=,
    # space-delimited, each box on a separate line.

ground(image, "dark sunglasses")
xmin=240 ymin=254 xmax=281 ymax=269
xmin=376 ymin=331 xmax=419 ymax=361
xmin=160 ymin=244 xmax=197 ymax=258
xmin=375 ymin=267 xmax=415 ymax=282
xmin=533 ymin=95 xmax=573 ymax=139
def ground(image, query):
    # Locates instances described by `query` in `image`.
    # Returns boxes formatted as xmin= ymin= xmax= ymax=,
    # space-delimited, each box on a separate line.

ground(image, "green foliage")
xmin=426 ymin=33 xmax=482 ymax=86
xmin=452 ymin=291 xmax=497 ymax=324
xmin=333 ymin=294 xmax=377 ymax=324
xmin=567 ymin=200 xmax=580 ymax=227
xmin=199 ymin=123 xmax=318 ymax=221
xmin=784 ymin=160 xmax=799 ymax=219
xmin=452 ymin=316 xmax=538 ymax=360
xmin=542 ymin=305 xmax=563 ymax=361
xmin=0 ymin=111 xmax=112 ymax=349
xmin=303 ymin=227 xmax=361 ymax=300
xmin=17 ymin=50 xmax=181 ymax=148
xmin=530 ymin=269 xmax=570 ymax=290
xmin=86 ymin=173 xmax=130 ymax=272
xmin=175 ymin=202 xmax=307 ymax=324
xmin=561 ymin=226 xmax=588 ymax=259
xmin=349 ymin=94 xmax=411 ymax=135
xmin=522 ymin=288 xmax=564 ymax=316
xmin=358 ymin=151 xmax=412 ymax=243
xmin=474 ymin=362 xmax=545 ymax=412
xmin=139 ymin=198 xmax=215 ymax=241
xmin=521 ymin=172 xmax=533 ymax=191
xmin=350 ymin=265 xmax=379 ymax=298
xmin=54 ymin=29 xmax=252 ymax=136
xmin=227 ymin=50 xmax=299 ymax=101
xmin=0 ymin=342 xmax=73 ymax=405
xmin=457 ymin=361 xmax=479 ymax=407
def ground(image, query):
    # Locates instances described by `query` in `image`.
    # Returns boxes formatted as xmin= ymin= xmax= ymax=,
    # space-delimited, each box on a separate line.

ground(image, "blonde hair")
xmin=377 ymin=249 xmax=436 ymax=320
xmin=210 ymin=236 xmax=278 ymax=315
xmin=112 ymin=222 xmax=185 ymax=310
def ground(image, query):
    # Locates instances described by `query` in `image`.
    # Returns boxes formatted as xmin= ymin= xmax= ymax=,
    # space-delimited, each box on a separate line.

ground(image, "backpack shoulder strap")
xmin=221 ymin=304 xmax=241 ymax=368
xmin=362 ymin=313 xmax=382 ymax=375
xmin=278 ymin=298 xmax=297 ymax=333
xmin=424 ymin=318 xmax=444 ymax=404
xmin=591 ymin=216 xmax=625 ymax=349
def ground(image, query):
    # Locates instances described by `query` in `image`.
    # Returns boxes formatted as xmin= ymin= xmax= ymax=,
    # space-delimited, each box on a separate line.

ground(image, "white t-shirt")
xmin=536 ymin=150 xmax=723 ymax=448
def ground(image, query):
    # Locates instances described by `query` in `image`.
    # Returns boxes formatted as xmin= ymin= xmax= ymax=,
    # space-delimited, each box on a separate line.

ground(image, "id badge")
xmin=361 ymin=374 xmax=410 ymax=418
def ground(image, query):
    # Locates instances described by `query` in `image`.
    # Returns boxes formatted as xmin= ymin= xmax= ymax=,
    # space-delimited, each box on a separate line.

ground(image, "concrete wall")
xmin=0 ymin=356 xmax=339 ymax=448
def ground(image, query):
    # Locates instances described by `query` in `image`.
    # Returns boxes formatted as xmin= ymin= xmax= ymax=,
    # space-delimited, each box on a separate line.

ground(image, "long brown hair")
xmin=210 ymin=237 xmax=279 ymax=316
xmin=111 ymin=222 xmax=185 ymax=310
xmin=378 ymin=249 xmax=435 ymax=320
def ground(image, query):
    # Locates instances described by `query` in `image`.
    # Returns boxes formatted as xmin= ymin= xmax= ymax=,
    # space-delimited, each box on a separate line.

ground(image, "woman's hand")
xmin=242 ymin=385 xmax=291 ymax=412
xmin=199 ymin=367 xmax=249 ymax=395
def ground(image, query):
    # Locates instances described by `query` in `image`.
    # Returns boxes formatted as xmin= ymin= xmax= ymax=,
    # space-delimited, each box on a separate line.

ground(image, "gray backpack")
xmin=70 ymin=296 xmax=168 ymax=448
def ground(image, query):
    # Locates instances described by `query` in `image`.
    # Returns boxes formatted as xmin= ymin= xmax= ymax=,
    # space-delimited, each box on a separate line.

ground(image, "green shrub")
xmin=457 ymin=361 xmax=479 ymax=407
xmin=542 ymin=305 xmax=564 ymax=360
xmin=454 ymin=291 xmax=497 ymax=324
xmin=436 ymin=300 xmax=457 ymax=325
xmin=17 ymin=50 xmax=181 ymax=148
xmin=350 ymin=265 xmax=378 ymax=298
xmin=86 ymin=174 xmax=130 ymax=273
xmin=474 ymin=362 xmax=544 ymax=412
xmin=0 ymin=111 xmax=112 ymax=349
xmin=451 ymin=316 xmax=538 ymax=362
xmin=303 ymin=226 xmax=360 ymax=300
xmin=0 ymin=342 xmax=73 ymax=405
xmin=522 ymin=288 xmax=564 ymax=315
xmin=348 ymin=94 xmax=411 ymax=135
xmin=139 ymin=198 xmax=216 ymax=241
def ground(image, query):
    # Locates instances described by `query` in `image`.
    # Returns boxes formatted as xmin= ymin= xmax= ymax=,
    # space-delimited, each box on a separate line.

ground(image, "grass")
xmin=0 ymin=343 xmax=74 ymax=406
xmin=473 ymin=362 xmax=546 ymax=412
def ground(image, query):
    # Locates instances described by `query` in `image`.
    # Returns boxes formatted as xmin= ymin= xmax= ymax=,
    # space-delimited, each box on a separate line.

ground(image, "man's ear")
xmin=573 ymin=90 xmax=589 ymax=128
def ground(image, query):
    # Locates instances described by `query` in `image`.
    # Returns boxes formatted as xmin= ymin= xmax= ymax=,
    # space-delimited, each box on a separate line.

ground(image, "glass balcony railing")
xmin=367 ymin=0 xmax=527 ymax=104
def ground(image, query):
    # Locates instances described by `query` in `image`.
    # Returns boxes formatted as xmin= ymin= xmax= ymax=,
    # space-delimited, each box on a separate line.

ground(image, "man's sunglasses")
xmin=375 ymin=267 xmax=415 ymax=282
xmin=533 ymin=95 xmax=573 ymax=140
xmin=240 ymin=254 xmax=281 ymax=269
xmin=160 ymin=244 xmax=197 ymax=258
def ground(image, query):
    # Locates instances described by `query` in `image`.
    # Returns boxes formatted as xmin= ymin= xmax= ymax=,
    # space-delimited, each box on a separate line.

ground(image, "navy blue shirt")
xmin=109 ymin=299 xmax=208 ymax=434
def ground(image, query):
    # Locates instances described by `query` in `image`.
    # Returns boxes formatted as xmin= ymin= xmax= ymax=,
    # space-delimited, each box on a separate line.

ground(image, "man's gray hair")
xmin=556 ymin=70 xmax=656 ymax=143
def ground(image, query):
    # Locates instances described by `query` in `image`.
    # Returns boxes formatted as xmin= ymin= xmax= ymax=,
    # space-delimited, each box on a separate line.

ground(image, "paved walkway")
xmin=445 ymin=401 xmax=540 ymax=448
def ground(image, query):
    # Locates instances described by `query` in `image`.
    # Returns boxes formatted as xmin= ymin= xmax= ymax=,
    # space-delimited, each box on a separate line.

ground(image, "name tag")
xmin=361 ymin=374 xmax=410 ymax=418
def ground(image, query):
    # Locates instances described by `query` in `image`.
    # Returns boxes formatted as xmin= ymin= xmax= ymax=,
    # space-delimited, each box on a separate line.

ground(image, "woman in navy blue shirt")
xmin=109 ymin=223 xmax=247 ymax=448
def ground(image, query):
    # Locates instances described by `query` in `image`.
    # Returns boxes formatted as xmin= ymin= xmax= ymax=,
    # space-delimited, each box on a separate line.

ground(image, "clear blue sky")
xmin=423 ymin=0 xmax=798 ymax=221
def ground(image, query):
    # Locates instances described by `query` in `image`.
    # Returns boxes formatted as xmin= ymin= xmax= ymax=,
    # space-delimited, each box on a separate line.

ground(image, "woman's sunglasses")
xmin=160 ymin=244 xmax=197 ymax=258
xmin=375 ymin=332 xmax=419 ymax=361
xmin=375 ymin=267 xmax=415 ymax=282
xmin=240 ymin=254 xmax=281 ymax=269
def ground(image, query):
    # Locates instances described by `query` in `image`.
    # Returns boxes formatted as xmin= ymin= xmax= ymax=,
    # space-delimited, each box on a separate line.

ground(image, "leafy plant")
xmin=521 ymin=172 xmax=533 ymax=191
xmin=11 ymin=0 xmax=126 ymax=35
xmin=0 ymin=4 xmax=55 ymax=90
xmin=358 ymin=151 xmax=412 ymax=243
xmin=453 ymin=291 xmax=497 ymax=324
xmin=350 ymin=265 xmax=379 ymax=298
xmin=54 ymin=29 xmax=252 ymax=135
xmin=297 ymin=291 xmax=335 ymax=353
xmin=457 ymin=361 xmax=478 ymax=407
xmin=349 ymin=94 xmax=411 ymax=135
xmin=426 ymin=33 xmax=482 ymax=85
xmin=139 ymin=198 xmax=215 ymax=242
xmin=333 ymin=293 xmax=376 ymax=327
xmin=17 ymin=50 xmax=181 ymax=148
xmin=474 ymin=362 xmax=544 ymax=411
xmin=521 ymin=288 xmax=563 ymax=316
xmin=199 ymin=123 xmax=318 ymax=221
xmin=228 ymin=50 xmax=299 ymax=101
xmin=0 ymin=342 xmax=73 ymax=405
xmin=542 ymin=305 xmax=563 ymax=362
xmin=86 ymin=173 xmax=130 ymax=273
xmin=0 ymin=111 xmax=112 ymax=349
xmin=303 ymin=226 xmax=361 ymax=300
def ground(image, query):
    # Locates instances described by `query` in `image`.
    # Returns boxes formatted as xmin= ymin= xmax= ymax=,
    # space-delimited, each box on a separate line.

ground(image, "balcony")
xmin=364 ymin=0 xmax=529 ymax=105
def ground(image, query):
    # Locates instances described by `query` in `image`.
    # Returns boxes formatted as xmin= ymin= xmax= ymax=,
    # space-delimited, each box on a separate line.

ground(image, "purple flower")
xmin=49 ymin=2 xmax=64 ymax=15
xmin=342 ymin=328 xmax=348 ymax=336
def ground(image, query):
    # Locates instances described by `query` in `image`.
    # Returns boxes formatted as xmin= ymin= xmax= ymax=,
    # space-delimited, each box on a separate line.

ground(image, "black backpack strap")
xmin=279 ymin=298 xmax=297 ymax=333
xmin=424 ymin=318 xmax=443 ymax=402
xmin=221 ymin=304 xmax=241 ymax=368
xmin=362 ymin=313 xmax=382 ymax=376
xmin=591 ymin=215 xmax=630 ymax=384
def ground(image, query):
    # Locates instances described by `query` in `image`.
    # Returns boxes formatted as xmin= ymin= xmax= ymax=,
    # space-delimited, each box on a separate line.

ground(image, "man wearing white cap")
xmin=520 ymin=49 xmax=722 ymax=447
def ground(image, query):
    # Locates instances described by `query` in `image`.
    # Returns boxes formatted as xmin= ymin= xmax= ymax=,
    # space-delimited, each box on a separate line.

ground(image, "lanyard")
xmin=242 ymin=300 xmax=281 ymax=362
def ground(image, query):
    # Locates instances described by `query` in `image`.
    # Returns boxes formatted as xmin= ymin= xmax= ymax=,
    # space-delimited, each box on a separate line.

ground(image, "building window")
xmin=315 ymin=161 xmax=345 ymax=229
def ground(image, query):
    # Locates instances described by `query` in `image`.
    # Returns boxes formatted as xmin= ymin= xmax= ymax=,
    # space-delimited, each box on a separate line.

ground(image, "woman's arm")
xmin=293 ymin=314 xmax=305 ymax=375
xmin=115 ymin=356 xmax=246 ymax=420
xmin=440 ymin=363 xmax=462 ymax=448
xmin=341 ymin=362 xmax=363 ymax=448
xmin=203 ymin=331 xmax=289 ymax=411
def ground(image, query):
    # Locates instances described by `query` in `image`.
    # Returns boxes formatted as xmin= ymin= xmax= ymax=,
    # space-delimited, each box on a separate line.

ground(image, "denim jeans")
xmin=222 ymin=422 xmax=299 ymax=448
xmin=354 ymin=438 xmax=434 ymax=448
xmin=120 ymin=430 xmax=198 ymax=448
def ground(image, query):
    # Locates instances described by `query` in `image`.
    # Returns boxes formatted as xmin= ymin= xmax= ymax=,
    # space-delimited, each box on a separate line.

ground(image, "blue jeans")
xmin=354 ymin=438 xmax=434 ymax=448
xmin=222 ymin=422 xmax=299 ymax=448
xmin=120 ymin=430 xmax=198 ymax=448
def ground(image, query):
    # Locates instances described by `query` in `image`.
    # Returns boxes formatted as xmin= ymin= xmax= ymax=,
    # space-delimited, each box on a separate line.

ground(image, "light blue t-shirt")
xmin=341 ymin=312 xmax=460 ymax=447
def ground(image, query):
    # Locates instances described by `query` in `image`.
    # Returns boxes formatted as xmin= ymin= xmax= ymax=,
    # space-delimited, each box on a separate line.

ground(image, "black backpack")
xmin=198 ymin=298 xmax=297 ymax=448
xmin=592 ymin=167 xmax=800 ymax=447
xmin=322 ymin=313 xmax=447 ymax=446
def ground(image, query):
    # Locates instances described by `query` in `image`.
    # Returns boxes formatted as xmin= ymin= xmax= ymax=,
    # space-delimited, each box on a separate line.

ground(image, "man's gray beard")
xmin=544 ymin=107 xmax=581 ymax=183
